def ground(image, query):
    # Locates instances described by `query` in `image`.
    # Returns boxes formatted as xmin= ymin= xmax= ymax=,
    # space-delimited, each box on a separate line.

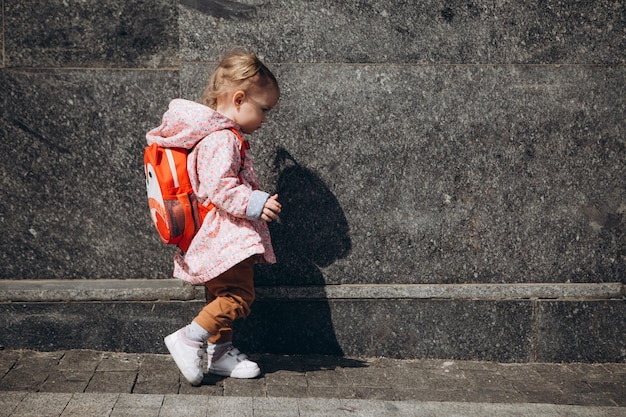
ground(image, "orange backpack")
xmin=144 ymin=128 xmax=247 ymax=252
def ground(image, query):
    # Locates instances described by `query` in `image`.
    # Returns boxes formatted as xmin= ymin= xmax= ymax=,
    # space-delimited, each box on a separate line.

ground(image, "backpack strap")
xmin=230 ymin=128 xmax=249 ymax=181
xmin=229 ymin=127 xmax=249 ymax=163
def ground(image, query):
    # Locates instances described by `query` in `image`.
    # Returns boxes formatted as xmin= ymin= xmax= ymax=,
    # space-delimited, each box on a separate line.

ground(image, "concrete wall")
xmin=1 ymin=1 xmax=624 ymax=362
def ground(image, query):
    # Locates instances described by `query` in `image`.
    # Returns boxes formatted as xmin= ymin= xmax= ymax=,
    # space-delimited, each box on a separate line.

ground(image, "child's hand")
xmin=261 ymin=194 xmax=281 ymax=223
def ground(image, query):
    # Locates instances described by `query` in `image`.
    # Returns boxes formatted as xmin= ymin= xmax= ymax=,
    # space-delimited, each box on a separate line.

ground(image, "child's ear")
xmin=233 ymin=91 xmax=246 ymax=107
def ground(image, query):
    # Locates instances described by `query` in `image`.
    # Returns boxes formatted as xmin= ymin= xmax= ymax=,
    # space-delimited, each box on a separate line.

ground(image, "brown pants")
xmin=193 ymin=256 xmax=256 ymax=344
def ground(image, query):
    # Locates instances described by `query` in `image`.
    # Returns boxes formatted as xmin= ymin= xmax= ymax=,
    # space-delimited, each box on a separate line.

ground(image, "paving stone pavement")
xmin=0 ymin=349 xmax=624 ymax=416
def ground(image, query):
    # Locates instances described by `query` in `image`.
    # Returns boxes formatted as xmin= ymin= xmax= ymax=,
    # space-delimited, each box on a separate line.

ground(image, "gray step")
xmin=1 ymin=280 xmax=624 ymax=363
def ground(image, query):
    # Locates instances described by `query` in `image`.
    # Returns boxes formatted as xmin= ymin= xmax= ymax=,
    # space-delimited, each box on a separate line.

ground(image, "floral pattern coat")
xmin=146 ymin=99 xmax=276 ymax=283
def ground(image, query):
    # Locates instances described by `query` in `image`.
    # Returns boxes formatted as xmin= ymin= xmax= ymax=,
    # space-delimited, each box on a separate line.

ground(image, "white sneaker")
xmin=207 ymin=342 xmax=261 ymax=379
xmin=164 ymin=328 xmax=205 ymax=386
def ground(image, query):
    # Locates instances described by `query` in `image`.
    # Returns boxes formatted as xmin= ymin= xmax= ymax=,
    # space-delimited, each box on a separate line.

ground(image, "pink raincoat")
xmin=146 ymin=99 xmax=276 ymax=283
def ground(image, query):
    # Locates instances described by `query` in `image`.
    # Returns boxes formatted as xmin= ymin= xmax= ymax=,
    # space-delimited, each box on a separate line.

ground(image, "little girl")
xmin=146 ymin=51 xmax=281 ymax=385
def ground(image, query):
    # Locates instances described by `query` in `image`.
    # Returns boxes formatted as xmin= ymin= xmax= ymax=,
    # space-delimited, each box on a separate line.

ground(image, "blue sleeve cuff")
xmin=247 ymin=190 xmax=270 ymax=220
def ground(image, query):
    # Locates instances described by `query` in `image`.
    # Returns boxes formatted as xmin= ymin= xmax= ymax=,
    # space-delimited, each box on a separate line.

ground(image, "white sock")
xmin=186 ymin=321 xmax=210 ymax=342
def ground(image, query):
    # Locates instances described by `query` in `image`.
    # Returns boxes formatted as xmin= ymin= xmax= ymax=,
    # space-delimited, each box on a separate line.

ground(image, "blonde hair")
xmin=203 ymin=50 xmax=278 ymax=109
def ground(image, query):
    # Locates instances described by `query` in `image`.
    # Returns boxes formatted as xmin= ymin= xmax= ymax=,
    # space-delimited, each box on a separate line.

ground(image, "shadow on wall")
xmin=236 ymin=148 xmax=352 ymax=356
xmin=261 ymin=148 xmax=352 ymax=285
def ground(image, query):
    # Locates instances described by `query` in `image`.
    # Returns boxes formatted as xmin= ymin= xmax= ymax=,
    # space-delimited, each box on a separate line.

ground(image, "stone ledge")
xmin=0 ymin=279 xmax=204 ymax=302
xmin=257 ymin=283 xmax=625 ymax=300
xmin=0 ymin=280 xmax=622 ymax=302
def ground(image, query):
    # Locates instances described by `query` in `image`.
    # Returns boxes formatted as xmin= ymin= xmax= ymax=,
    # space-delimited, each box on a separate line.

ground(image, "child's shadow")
xmin=235 ymin=148 xmax=352 ymax=356
xmin=262 ymin=148 xmax=352 ymax=285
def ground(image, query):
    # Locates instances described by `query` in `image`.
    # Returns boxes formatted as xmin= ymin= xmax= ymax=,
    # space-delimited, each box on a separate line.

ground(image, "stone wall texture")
xmin=1 ymin=1 xmax=624 ymax=362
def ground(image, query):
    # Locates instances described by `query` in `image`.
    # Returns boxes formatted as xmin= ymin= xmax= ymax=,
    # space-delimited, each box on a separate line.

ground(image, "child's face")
xmin=232 ymin=83 xmax=279 ymax=134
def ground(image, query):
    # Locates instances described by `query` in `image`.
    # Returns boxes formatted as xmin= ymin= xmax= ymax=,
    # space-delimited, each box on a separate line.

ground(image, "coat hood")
xmin=146 ymin=99 xmax=240 ymax=149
